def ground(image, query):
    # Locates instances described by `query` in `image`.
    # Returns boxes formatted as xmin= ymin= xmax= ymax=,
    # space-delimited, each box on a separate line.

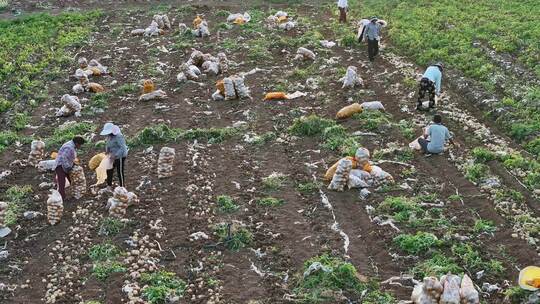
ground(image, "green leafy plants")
xmin=0 ymin=11 xmax=100 ymax=111
xmin=293 ymin=254 xmax=394 ymax=303
xmin=116 ymin=83 xmax=138 ymax=95
xmin=353 ymin=110 xmax=390 ymax=131
xmin=393 ymin=232 xmax=442 ymax=255
xmin=262 ymin=173 xmax=287 ymax=190
xmin=46 ymin=122 xmax=95 ymax=148
xmin=473 ymin=219 xmax=497 ymax=234
xmin=451 ymin=243 xmax=505 ymax=274
xmin=412 ymin=253 xmax=463 ymax=278
xmin=297 ymin=181 xmax=321 ymax=193
xmin=214 ymin=223 xmax=253 ymax=251
xmin=257 ymin=197 xmax=285 ymax=208
xmin=471 ymin=147 xmax=497 ymax=163
xmin=141 ymin=271 xmax=186 ymax=304
xmin=92 ymin=261 xmax=126 ymax=281
xmin=376 ymin=196 xmax=422 ymax=223
xmin=216 ymin=195 xmax=239 ymax=213
xmin=3 ymin=185 xmax=33 ymax=226
xmin=504 ymin=286 xmax=533 ymax=303
xmin=465 ymin=163 xmax=490 ymax=183
xmin=0 ymin=131 xmax=32 ymax=153
xmin=396 ymin=119 xmax=416 ymax=140
xmin=88 ymin=242 xmax=125 ymax=281
xmin=130 ymin=124 xmax=182 ymax=146
xmin=88 ymin=243 xmax=122 ymax=261
xmin=12 ymin=112 xmax=29 ymax=131
xmin=98 ymin=217 xmax=125 ymax=236
xmin=289 ymin=115 xmax=335 ymax=137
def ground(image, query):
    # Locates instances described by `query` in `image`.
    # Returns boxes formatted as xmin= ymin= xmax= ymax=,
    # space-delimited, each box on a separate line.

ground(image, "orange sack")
xmin=264 ymin=92 xmax=288 ymax=101
xmin=143 ymin=79 xmax=155 ymax=94
xmin=216 ymin=80 xmax=225 ymax=95
xmin=88 ymin=67 xmax=101 ymax=76
xmin=233 ymin=17 xmax=246 ymax=25
xmin=336 ymin=103 xmax=362 ymax=119
xmin=193 ymin=16 xmax=203 ymax=28
xmin=88 ymin=83 xmax=105 ymax=93
xmin=277 ymin=16 xmax=288 ymax=23
xmin=362 ymin=163 xmax=372 ymax=173
xmin=324 ymin=156 xmax=358 ymax=181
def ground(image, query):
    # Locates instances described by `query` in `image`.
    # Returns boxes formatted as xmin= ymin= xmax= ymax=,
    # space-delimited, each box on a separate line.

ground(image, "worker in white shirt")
xmin=337 ymin=0 xmax=348 ymax=23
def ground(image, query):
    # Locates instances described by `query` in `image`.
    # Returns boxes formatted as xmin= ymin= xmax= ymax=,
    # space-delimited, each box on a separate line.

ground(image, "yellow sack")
xmin=88 ymin=82 xmax=105 ymax=93
xmin=336 ymin=103 xmax=362 ymax=119
xmin=264 ymin=92 xmax=288 ymax=100
xmin=95 ymin=155 xmax=114 ymax=185
xmin=88 ymin=153 xmax=106 ymax=171
xmin=233 ymin=17 xmax=246 ymax=25
xmin=193 ymin=16 xmax=203 ymax=28
xmin=216 ymin=80 xmax=225 ymax=95
xmin=362 ymin=163 xmax=372 ymax=173
xmin=143 ymin=79 xmax=155 ymax=94
xmin=519 ymin=266 xmax=540 ymax=291
xmin=277 ymin=16 xmax=288 ymax=23
xmin=324 ymin=156 xmax=358 ymax=181
xmin=88 ymin=67 xmax=101 ymax=76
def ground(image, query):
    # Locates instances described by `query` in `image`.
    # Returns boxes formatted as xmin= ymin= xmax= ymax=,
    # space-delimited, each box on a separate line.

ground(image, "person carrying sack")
xmin=337 ymin=0 xmax=348 ymax=23
xmin=100 ymin=123 xmax=128 ymax=188
xmin=363 ymin=16 xmax=384 ymax=62
xmin=417 ymin=63 xmax=443 ymax=110
xmin=55 ymin=136 xmax=86 ymax=200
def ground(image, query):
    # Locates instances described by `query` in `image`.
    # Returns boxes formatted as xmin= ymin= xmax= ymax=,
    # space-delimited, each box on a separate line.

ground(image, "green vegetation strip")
xmin=0 ymin=11 xmax=101 ymax=110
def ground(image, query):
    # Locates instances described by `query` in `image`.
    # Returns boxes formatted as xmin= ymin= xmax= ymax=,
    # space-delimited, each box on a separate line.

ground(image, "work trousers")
xmin=55 ymin=166 xmax=71 ymax=201
xmin=367 ymin=39 xmax=379 ymax=61
xmin=107 ymin=157 xmax=126 ymax=187
xmin=417 ymin=78 xmax=436 ymax=108
xmin=339 ymin=7 xmax=347 ymax=23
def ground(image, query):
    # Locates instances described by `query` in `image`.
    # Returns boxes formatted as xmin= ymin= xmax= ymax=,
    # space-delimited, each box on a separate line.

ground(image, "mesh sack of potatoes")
xmin=295 ymin=47 xmax=316 ymax=61
xmin=0 ymin=202 xmax=8 ymax=227
xmin=328 ymin=158 xmax=352 ymax=191
xmin=232 ymin=76 xmax=250 ymax=99
xmin=157 ymin=147 xmax=175 ymax=179
xmin=47 ymin=190 xmax=64 ymax=225
xmin=28 ymin=140 xmax=45 ymax=165
xmin=342 ymin=66 xmax=363 ymax=89
xmin=69 ymin=165 xmax=87 ymax=199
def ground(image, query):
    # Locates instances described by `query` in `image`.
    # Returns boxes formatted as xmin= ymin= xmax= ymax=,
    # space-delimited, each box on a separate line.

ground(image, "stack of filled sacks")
xmin=108 ymin=187 xmax=139 ymax=218
xmin=77 ymin=57 xmax=108 ymax=77
xmin=325 ymin=148 xmax=393 ymax=190
xmin=327 ymin=158 xmax=352 ymax=191
xmin=56 ymin=94 xmax=82 ymax=117
xmin=191 ymin=15 xmax=210 ymax=37
xmin=72 ymin=70 xmax=104 ymax=94
xmin=28 ymin=140 xmax=45 ymax=166
xmin=69 ymin=165 xmax=87 ymax=199
xmin=212 ymin=75 xmax=250 ymax=101
xmin=47 ymin=190 xmax=64 ymax=225
xmin=411 ymin=274 xmax=479 ymax=304
xmin=227 ymin=12 xmax=251 ymax=25
xmin=177 ymin=50 xmax=229 ymax=82
xmin=138 ymin=79 xmax=167 ymax=101
xmin=266 ymin=11 xmax=296 ymax=30
xmin=157 ymin=147 xmax=175 ymax=179
xmin=131 ymin=14 xmax=170 ymax=36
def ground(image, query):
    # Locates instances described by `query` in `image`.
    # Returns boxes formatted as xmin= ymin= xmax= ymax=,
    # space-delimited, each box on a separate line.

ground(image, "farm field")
xmin=0 ymin=0 xmax=539 ymax=303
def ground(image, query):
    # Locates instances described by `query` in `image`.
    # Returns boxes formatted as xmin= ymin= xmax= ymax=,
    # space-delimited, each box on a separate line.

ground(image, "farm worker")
xmin=418 ymin=114 xmax=456 ymax=154
xmin=55 ymin=136 xmax=86 ymax=200
xmin=337 ymin=0 xmax=348 ymax=23
xmin=363 ymin=16 xmax=384 ymax=62
xmin=100 ymin=123 xmax=128 ymax=188
xmin=417 ymin=63 xmax=443 ymax=110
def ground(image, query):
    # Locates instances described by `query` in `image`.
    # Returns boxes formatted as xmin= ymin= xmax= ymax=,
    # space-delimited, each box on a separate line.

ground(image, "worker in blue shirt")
xmin=417 ymin=63 xmax=443 ymax=110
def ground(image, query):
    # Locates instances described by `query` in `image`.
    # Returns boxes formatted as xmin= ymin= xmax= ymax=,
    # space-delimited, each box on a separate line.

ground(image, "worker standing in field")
xmin=417 ymin=63 xmax=443 ymax=110
xmin=55 ymin=136 xmax=86 ymax=200
xmin=337 ymin=0 xmax=348 ymax=23
xmin=100 ymin=122 xmax=128 ymax=188
xmin=418 ymin=114 xmax=456 ymax=154
xmin=363 ymin=17 xmax=384 ymax=62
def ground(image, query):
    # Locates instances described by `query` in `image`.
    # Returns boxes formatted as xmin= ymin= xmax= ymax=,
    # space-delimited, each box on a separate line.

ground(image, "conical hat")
xmin=519 ymin=266 xmax=540 ymax=291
